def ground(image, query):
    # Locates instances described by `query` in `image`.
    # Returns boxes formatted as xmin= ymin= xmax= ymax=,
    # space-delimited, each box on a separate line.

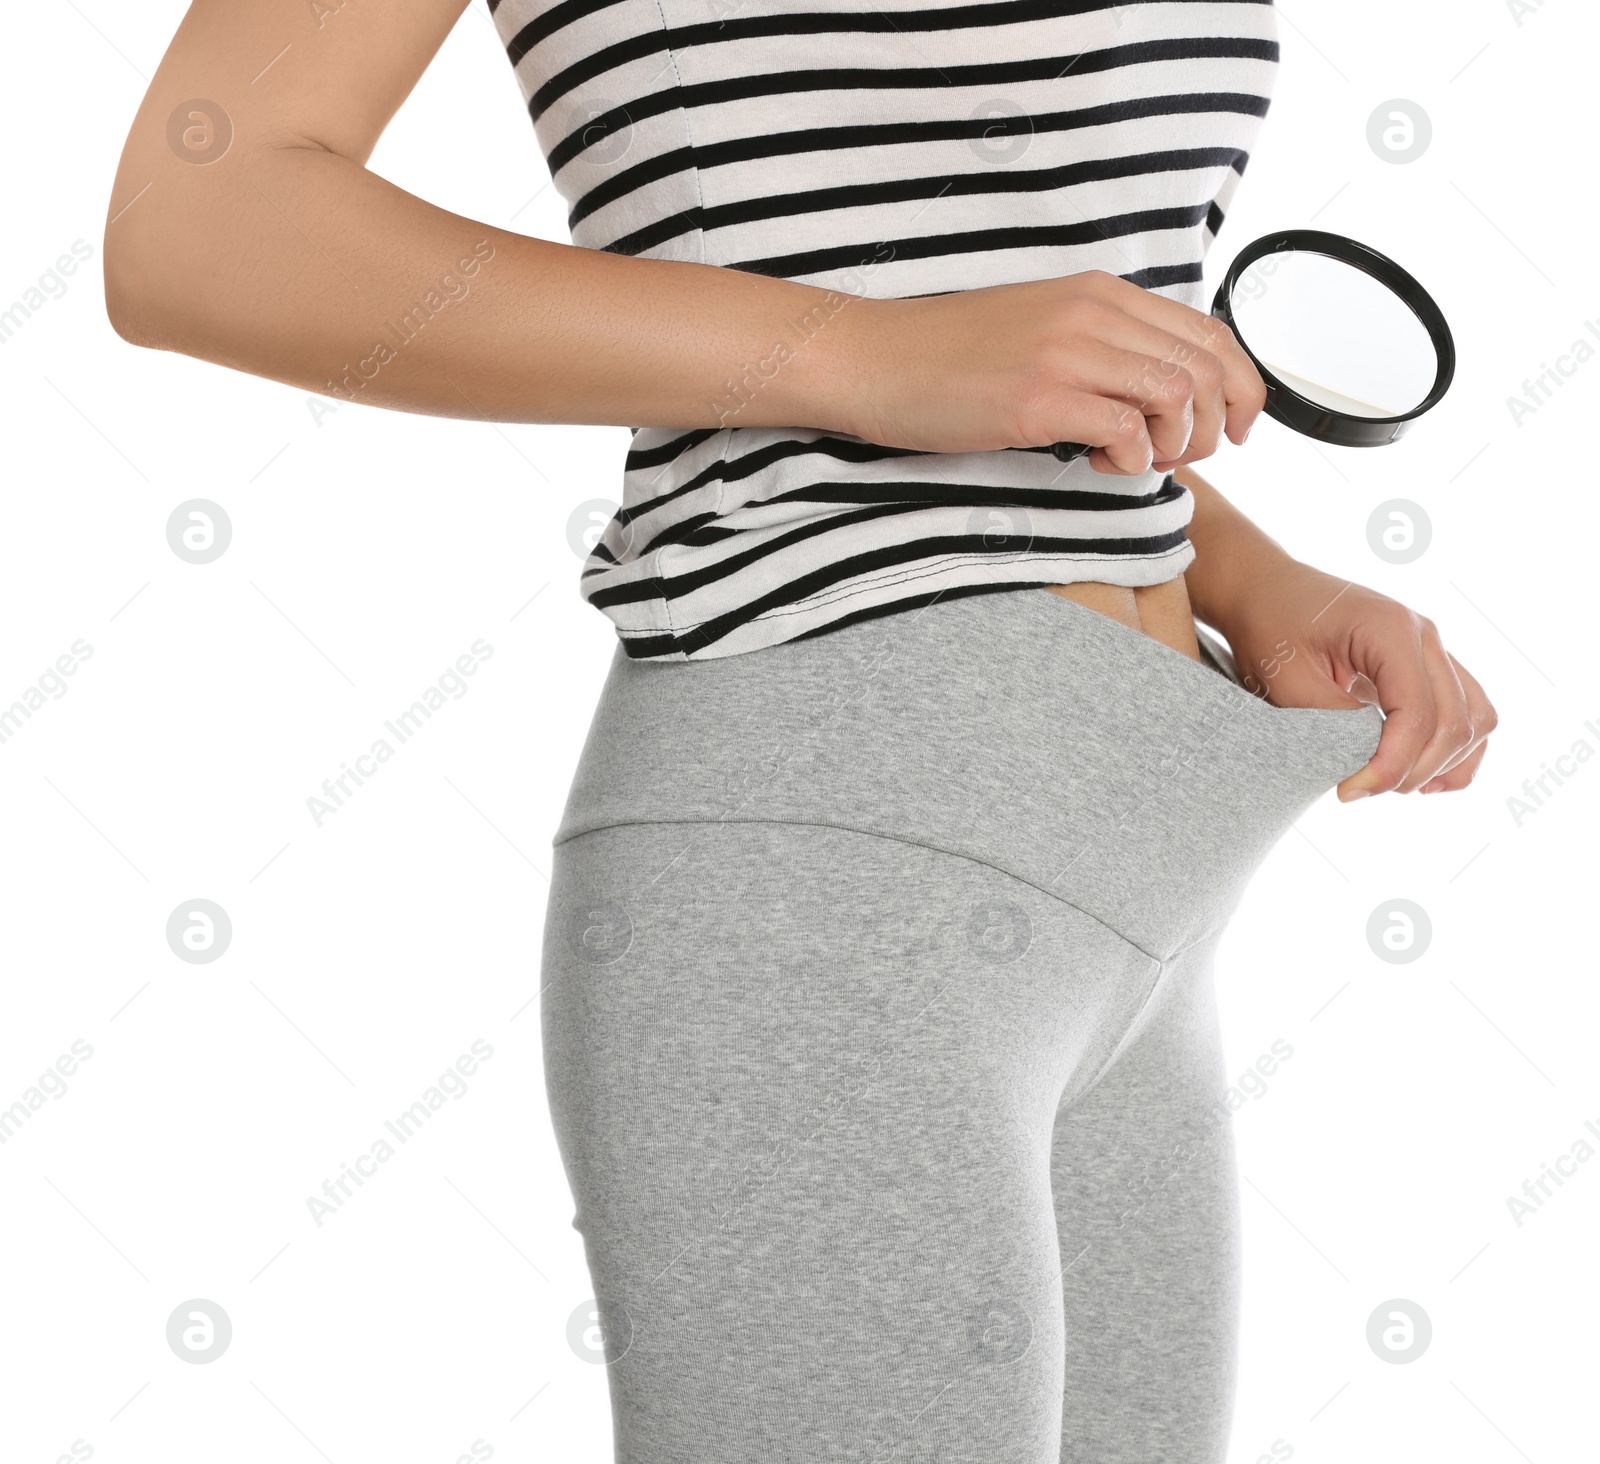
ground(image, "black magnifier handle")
xmin=1048 ymin=440 xmax=1092 ymax=463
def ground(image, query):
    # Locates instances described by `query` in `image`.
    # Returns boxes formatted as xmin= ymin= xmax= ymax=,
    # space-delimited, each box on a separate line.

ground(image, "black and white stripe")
xmin=491 ymin=0 xmax=1278 ymax=658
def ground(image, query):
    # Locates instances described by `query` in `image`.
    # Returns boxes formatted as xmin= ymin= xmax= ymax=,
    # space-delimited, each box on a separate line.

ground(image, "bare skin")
xmin=104 ymin=0 xmax=1496 ymax=801
xmin=1046 ymin=580 xmax=1203 ymax=663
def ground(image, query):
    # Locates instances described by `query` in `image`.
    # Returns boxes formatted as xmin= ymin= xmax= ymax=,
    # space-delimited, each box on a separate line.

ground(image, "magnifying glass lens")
xmin=1226 ymin=251 xmax=1438 ymax=420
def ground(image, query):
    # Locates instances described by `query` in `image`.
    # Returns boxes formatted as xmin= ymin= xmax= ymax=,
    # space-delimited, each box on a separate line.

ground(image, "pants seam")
xmin=1165 ymin=920 xmax=1230 ymax=965
xmin=554 ymin=813 xmax=1167 ymax=966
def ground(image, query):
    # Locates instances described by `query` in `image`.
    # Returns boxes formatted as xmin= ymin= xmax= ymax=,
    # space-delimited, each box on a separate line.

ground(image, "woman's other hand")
xmin=1178 ymin=465 xmax=1497 ymax=801
xmin=1216 ymin=557 xmax=1497 ymax=801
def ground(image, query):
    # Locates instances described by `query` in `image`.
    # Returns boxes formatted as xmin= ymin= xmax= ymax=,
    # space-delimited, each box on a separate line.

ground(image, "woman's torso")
xmin=489 ymin=0 xmax=1279 ymax=660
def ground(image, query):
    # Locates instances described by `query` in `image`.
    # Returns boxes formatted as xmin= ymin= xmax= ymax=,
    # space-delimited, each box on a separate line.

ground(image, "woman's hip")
xmin=552 ymin=587 xmax=1382 ymax=962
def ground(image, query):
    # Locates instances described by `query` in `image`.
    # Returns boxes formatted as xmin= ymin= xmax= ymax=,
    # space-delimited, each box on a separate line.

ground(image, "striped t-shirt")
xmin=490 ymin=0 xmax=1279 ymax=659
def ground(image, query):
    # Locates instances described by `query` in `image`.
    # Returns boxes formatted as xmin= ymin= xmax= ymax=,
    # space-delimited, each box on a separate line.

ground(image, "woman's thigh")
xmin=1050 ymin=930 xmax=1242 ymax=1464
xmin=541 ymin=818 xmax=1174 ymax=1464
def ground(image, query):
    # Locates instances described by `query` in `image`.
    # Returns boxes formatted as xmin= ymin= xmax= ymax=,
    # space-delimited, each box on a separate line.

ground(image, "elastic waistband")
xmin=555 ymin=588 xmax=1383 ymax=961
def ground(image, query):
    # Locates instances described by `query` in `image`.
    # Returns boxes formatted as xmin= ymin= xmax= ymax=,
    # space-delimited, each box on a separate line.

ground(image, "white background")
xmin=2 ymin=2 xmax=1595 ymax=1462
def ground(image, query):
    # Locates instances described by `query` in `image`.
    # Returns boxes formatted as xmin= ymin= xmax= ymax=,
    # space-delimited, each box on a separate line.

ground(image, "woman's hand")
xmin=1178 ymin=466 xmax=1497 ymax=801
xmin=846 ymin=270 xmax=1268 ymax=473
xmin=1212 ymin=556 xmax=1497 ymax=801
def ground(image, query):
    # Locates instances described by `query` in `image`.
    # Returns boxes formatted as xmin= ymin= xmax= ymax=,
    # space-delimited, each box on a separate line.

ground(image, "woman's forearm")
xmin=104 ymin=133 xmax=872 ymax=432
xmin=1175 ymin=464 xmax=1302 ymax=638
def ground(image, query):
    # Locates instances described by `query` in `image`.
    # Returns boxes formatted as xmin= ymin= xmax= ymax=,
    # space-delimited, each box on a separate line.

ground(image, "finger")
xmin=1057 ymin=348 xmax=1199 ymax=471
xmin=1450 ymin=654 xmax=1499 ymax=751
xmin=1113 ymin=360 xmax=1196 ymax=465
xmin=1112 ymin=337 xmax=1224 ymax=466
xmin=1150 ymin=339 xmax=1227 ymax=467
xmin=1093 ymin=279 xmax=1266 ymax=445
xmin=1421 ymin=738 xmax=1490 ymax=794
xmin=1066 ymin=304 xmax=1228 ymax=464
xmin=1203 ymin=316 xmax=1267 ymax=447
xmin=1062 ymin=392 xmax=1155 ymax=475
xmin=1057 ymin=335 xmax=1202 ymax=463
xmin=1336 ymin=621 xmax=1437 ymax=801
xmin=1421 ymin=655 xmax=1498 ymax=791
xmin=1395 ymin=626 xmax=1474 ymax=791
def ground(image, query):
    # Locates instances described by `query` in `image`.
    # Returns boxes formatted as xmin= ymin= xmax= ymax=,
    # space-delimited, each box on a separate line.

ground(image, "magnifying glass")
xmin=1049 ymin=229 xmax=1456 ymax=462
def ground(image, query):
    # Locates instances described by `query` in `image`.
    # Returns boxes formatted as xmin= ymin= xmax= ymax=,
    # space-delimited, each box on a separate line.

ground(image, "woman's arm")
xmin=102 ymin=0 xmax=862 ymax=430
xmin=1179 ymin=466 xmax=1299 ymax=635
xmin=1177 ymin=465 xmax=1497 ymax=800
xmin=104 ymin=0 xmax=1267 ymax=469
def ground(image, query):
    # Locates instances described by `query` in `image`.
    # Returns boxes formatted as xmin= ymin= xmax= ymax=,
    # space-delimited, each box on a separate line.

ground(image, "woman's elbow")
xmin=103 ymin=246 xmax=154 ymax=347
xmin=102 ymin=169 xmax=214 ymax=351
xmin=103 ymin=215 xmax=182 ymax=352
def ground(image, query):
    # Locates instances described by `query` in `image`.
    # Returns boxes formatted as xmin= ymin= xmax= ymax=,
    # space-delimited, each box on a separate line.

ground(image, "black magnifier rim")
xmin=1212 ymin=228 xmax=1456 ymax=448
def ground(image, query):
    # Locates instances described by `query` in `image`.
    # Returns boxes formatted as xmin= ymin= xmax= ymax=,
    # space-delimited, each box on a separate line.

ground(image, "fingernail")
xmin=1339 ymin=787 xmax=1371 ymax=802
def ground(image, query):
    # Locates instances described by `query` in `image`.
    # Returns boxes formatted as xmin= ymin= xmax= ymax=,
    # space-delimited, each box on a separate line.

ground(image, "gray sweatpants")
xmin=542 ymin=588 xmax=1383 ymax=1463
